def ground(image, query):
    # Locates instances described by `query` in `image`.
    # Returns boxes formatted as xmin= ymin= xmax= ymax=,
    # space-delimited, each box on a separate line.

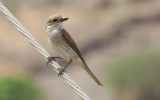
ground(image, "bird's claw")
xmin=58 ymin=68 xmax=66 ymax=77
xmin=47 ymin=57 xmax=54 ymax=65
xmin=47 ymin=56 xmax=62 ymax=65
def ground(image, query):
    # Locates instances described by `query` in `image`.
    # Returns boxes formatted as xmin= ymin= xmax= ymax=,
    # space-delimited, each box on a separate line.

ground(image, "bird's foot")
xmin=57 ymin=59 xmax=72 ymax=76
xmin=47 ymin=56 xmax=62 ymax=65
xmin=58 ymin=68 xmax=66 ymax=77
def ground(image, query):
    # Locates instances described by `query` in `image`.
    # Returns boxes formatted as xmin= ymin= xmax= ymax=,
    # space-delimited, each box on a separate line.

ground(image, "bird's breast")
xmin=49 ymin=31 xmax=78 ymax=62
xmin=49 ymin=31 xmax=64 ymax=45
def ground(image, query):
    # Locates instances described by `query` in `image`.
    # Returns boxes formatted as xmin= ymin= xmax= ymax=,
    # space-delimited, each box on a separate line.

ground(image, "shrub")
xmin=0 ymin=77 xmax=39 ymax=100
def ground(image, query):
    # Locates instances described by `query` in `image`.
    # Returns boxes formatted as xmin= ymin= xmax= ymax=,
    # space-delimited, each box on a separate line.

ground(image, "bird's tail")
xmin=83 ymin=62 xmax=103 ymax=86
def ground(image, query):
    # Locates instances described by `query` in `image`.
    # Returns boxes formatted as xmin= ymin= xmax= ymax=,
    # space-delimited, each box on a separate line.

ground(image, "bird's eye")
xmin=53 ymin=19 xmax=58 ymax=22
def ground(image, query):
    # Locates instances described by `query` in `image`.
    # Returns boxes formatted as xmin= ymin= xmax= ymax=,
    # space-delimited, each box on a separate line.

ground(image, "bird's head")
xmin=47 ymin=14 xmax=69 ymax=27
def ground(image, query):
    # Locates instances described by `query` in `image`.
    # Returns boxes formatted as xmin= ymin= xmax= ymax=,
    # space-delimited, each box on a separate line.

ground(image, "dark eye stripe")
xmin=53 ymin=19 xmax=58 ymax=22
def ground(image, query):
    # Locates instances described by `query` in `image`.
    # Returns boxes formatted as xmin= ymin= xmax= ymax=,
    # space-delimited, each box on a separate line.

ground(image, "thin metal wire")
xmin=0 ymin=2 xmax=91 ymax=100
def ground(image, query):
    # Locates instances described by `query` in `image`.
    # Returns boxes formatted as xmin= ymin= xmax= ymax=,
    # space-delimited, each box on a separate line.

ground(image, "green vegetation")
xmin=0 ymin=77 xmax=40 ymax=100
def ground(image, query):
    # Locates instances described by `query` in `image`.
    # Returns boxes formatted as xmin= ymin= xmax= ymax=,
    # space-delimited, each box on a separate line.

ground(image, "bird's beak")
xmin=59 ymin=17 xmax=69 ymax=22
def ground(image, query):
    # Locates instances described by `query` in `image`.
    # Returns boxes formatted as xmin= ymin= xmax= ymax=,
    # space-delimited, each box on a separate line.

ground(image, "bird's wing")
xmin=61 ymin=29 xmax=103 ymax=86
xmin=61 ymin=29 xmax=84 ymax=60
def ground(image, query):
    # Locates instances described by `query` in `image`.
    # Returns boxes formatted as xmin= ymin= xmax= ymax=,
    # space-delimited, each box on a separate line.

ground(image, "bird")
xmin=45 ymin=14 xmax=103 ymax=86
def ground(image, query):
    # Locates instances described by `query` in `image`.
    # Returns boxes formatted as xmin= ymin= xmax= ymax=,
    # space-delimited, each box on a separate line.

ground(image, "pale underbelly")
xmin=49 ymin=39 xmax=79 ymax=62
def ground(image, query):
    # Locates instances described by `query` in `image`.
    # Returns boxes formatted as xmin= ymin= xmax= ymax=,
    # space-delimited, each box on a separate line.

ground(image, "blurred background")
xmin=0 ymin=0 xmax=160 ymax=100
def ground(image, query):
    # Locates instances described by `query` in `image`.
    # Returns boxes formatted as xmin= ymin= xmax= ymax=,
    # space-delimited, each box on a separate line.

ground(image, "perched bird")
xmin=45 ymin=14 xmax=103 ymax=86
